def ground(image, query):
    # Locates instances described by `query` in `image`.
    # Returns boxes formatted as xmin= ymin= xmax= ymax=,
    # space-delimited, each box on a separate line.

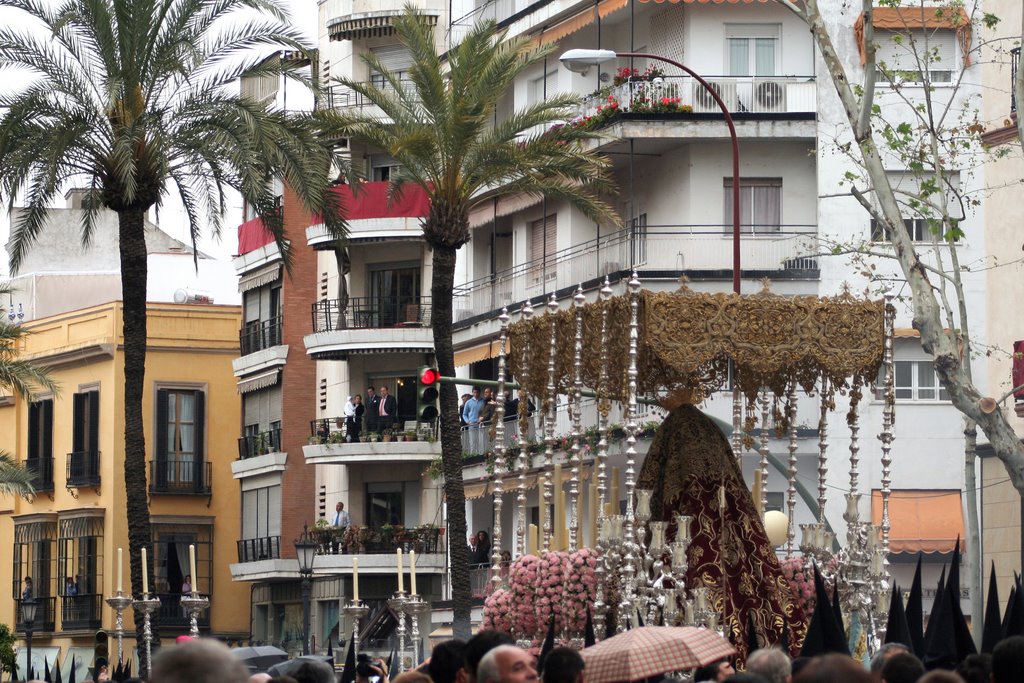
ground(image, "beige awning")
xmin=328 ymin=11 xmax=438 ymax=41
xmin=237 ymin=369 xmax=280 ymax=394
xmin=534 ymin=0 xmax=629 ymax=46
xmin=464 ymin=468 xmax=591 ymax=499
xmin=454 ymin=340 xmax=502 ymax=367
xmin=238 ymin=263 xmax=281 ymax=293
xmin=468 ymin=193 xmax=545 ymax=229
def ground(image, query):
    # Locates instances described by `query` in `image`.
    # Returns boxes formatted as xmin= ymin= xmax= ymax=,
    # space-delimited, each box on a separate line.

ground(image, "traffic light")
xmin=417 ymin=366 xmax=440 ymax=423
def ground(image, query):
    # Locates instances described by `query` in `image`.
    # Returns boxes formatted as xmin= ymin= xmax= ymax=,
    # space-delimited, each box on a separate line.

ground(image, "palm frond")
xmin=0 ymin=451 xmax=37 ymax=499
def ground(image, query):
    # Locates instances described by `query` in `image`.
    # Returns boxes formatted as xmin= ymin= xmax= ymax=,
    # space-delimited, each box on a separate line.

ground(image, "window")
xmin=529 ymin=215 xmax=557 ymax=284
xmin=57 ymin=515 xmax=103 ymax=629
xmin=879 ymin=359 xmax=950 ymax=401
xmin=13 ymin=519 xmax=57 ymax=631
xmin=27 ymin=398 xmax=54 ymax=490
xmin=242 ymin=485 xmax=282 ymax=542
xmin=723 ymin=178 xmax=782 ymax=233
xmin=369 ymin=45 xmax=413 ymax=86
xmin=870 ymin=171 xmax=961 ymax=243
xmin=369 ymin=154 xmax=401 ymax=182
xmin=875 ymin=29 xmax=957 ymax=84
xmin=726 ymin=24 xmax=780 ymax=77
xmin=529 ymin=68 xmax=558 ymax=107
xmin=630 ymin=214 xmax=648 ymax=266
xmin=366 ymin=481 xmax=405 ymax=527
xmin=155 ymin=389 xmax=206 ymax=492
xmin=68 ymin=390 xmax=100 ymax=487
xmin=152 ymin=522 xmax=212 ymax=627
xmin=367 ymin=263 xmax=421 ymax=327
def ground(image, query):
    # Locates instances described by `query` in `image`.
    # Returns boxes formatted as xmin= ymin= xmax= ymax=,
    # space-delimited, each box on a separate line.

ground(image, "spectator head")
xmin=992 ymin=636 xmax=1024 ymax=683
xmin=477 ymin=531 xmax=490 ymax=546
xmin=150 ymin=639 xmax=249 ymax=683
xmin=291 ymin=660 xmax=335 ymax=683
xmin=745 ymin=647 xmax=791 ymax=683
xmin=870 ymin=643 xmax=911 ymax=676
xmin=336 ymin=502 xmax=343 ymax=512
xmin=693 ymin=658 xmax=734 ymax=682
xmin=353 ymin=394 xmax=362 ymax=404
xmin=793 ymin=654 xmax=872 ymax=683
xmin=483 ymin=388 xmax=493 ymax=399
xmin=380 ymin=386 xmax=389 ymax=396
xmin=878 ymin=652 xmax=924 ymax=683
xmin=477 ymin=645 xmax=537 ymax=683
xmin=465 ymin=630 xmax=515 ymax=683
xmin=541 ymin=647 xmax=584 ymax=683
xmin=954 ymin=653 xmax=990 ymax=683
xmin=430 ymin=639 xmax=468 ymax=683
xmin=472 ymin=388 xmax=480 ymax=398
xmin=462 ymin=394 xmax=471 ymax=403
xmin=249 ymin=675 xmax=272 ymax=683
xmin=367 ymin=387 xmax=375 ymax=395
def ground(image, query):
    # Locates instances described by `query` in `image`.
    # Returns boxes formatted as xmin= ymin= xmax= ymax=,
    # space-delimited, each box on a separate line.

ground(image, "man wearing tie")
xmin=333 ymin=501 xmax=351 ymax=528
xmin=377 ymin=385 xmax=398 ymax=432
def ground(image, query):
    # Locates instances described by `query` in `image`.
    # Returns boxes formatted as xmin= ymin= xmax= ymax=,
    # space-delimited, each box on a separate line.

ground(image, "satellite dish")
xmin=173 ymin=289 xmax=188 ymax=304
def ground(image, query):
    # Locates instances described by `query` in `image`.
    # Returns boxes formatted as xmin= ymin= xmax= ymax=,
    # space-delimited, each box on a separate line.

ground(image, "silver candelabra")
xmin=387 ymin=592 xmax=409 ymax=673
xmin=133 ymin=594 xmax=160 ymax=677
xmin=179 ymin=591 xmax=210 ymax=639
xmin=404 ymin=596 xmax=429 ymax=668
xmin=105 ymin=591 xmax=133 ymax=666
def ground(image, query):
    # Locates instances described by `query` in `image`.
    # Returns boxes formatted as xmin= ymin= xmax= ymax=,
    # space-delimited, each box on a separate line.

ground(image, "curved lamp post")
xmin=21 ymin=597 xmax=37 ymax=680
xmin=295 ymin=526 xmax=318 ymax=656
xmin=559 ymin=49 xmax=742 ymax=294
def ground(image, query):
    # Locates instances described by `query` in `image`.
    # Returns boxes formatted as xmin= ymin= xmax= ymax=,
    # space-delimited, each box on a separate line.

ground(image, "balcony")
xmin=304 ymin=296 xmax=433 ymax=360
xmin=16 ymin=597 xmax=55 ymax=633
xmin=309 ymin=524 xmax=442 ymax=556
xmin=237 ymin=536 xmax=282 ymax=563
xmin=66 ymin=451 xmax=100 ymax=488
xmin=149 ymin=459 xmax=212 ymax=495
xmin=61 ymin=593 xmax=102 ymax=630
xmin=25 ymin=457 xmax=54 ymax=493
xmin=240 ymin=316 xmax=283 ymax=356
xmin=238 ymin=428 xmax=283 ymax=460
xmin=449 ymin=0 xmax=514 ymax=47
xmin=306 ymin=182 xmax=430 ymax=246
xmin=155 ymin=593 xmax=210 ymax=630
xmin=304 ymin=419 xmax=439 ymax=465
xmin=324 ymin=79 xmax=416 ymax=116
xmin=453 ymin=225 xmax=819 ymax=325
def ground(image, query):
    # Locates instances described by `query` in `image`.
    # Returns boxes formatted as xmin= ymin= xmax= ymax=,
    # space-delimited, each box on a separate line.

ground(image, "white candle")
xmin=396 ymin=548 xmax=404 ymax=593
xmin=189 ymin=544 xmax=197 ymax=593
xmin=352 ymin=558 xmax=360 ymax=603
xmin=410 ymin=550 xmax=417 ymax=596
xmin=528 ymin=524 xmax=539 ymax=555
xmin=141 ymin=547 xmax=149 ymax=595
xmin=117 ymin=548 xmax=123 ymax=593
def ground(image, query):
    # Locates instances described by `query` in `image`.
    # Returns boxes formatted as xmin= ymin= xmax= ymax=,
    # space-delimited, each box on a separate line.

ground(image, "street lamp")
xmin=559 ymin=49 xmax=743 ymax=294
xmin=294 ymin=525 xmax=317 ymax=656
xmin=21 ymin=597 xmax=37 ymax=680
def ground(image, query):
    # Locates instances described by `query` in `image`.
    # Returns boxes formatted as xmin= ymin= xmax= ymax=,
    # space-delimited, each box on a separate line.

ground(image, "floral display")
xmin=780 ymin=556 xmax=815 ymax=613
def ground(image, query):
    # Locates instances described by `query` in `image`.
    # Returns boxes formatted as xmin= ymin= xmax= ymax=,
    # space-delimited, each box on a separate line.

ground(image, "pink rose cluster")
xmin=780 ymin=556 xmax=814 ymax=612
xmin=483 ymin=588 xmax=514 ymax=632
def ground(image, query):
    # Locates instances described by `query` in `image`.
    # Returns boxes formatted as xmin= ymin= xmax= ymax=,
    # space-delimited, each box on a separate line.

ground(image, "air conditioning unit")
xmin=755 ymin=81 xmax=787 ymax=113
xmin=693 ymin=80 xmax=738 ymax=113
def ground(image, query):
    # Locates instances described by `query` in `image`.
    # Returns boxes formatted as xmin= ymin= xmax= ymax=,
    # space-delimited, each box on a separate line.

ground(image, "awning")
xmin=237 ymin=369 xmax=280 ymax=394
xmin=468 ymin=193 xmax=545 ymax=229
xmin=238 ymin=263 xmax=281 ymax=293
xmin=638 ymin=0 xmax=774 ymax=5
xmin=454 ymin=340 xmax=503 ymax=367
xmin=854 ymin=7 xmax=972 ymax=66
xmin=871 ymin=489 xmax=965 ymax=554
xmin=534 ymin=0 xmax=628 ymax=45
xmin=328 ymin=11 xmax=438 ymax=41
xmin=464 ymin=468 xmax=592 ymax=499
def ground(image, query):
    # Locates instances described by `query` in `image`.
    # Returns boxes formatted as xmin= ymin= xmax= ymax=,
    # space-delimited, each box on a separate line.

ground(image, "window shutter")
xmin=88 ymin=391 xmax=100 ymax=455
xmin=28 ymin=402 xmax=39 ymax=460
xmin=242 ymin=490 xmax=258 ymax=539
xmin=193 ymin=391 xmax=206 ymax=491
xmin=42 ymin=400 xmax=53 ymax=460
xmin=268 ymin=485 xmax=282 ymax=537
xmin=370 ymin=45 xmax=414 ymax=79
xmin=156 ymin=390 xmax=169 ymax=461
xmin=73 ymin=393 xmax=86 ymax=452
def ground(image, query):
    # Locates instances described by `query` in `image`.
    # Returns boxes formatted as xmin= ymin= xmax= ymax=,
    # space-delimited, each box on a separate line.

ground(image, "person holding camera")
xmin=356 ymin=653 xmax=390 ymax=683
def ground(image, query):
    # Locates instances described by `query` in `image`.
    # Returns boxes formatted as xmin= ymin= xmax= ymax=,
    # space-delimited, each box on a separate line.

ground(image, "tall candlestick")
xmin=353 ymin=558 xmax=360 ymax=602
xmin=589 ymin=482 xmax=598 ymax=547
xmin=117 ymin=548 xmax=123 ymax=593
xmin=611 ymin=467 xmax=621 ymax=514
xmin=396 ymin=549 xmax=404 ymax=593
xmin=553 ymin=464 xmax=563 ymax=551
xmin=141 ymin=547 xmax=149 ymax=595
xmin=189 ymin=544 xmax=197 ymax=592
xmin=410 ymin=550 xmax=418 ymax=596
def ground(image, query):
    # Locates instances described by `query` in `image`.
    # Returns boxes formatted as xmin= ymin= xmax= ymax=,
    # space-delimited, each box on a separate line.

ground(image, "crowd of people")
xmin=335 ymin=385 xmax=399 ymax=442
xmin=460 ymin=389 xmax=535 ymax=455
xmin=67 ymin=628 xmax=1024 ymax=683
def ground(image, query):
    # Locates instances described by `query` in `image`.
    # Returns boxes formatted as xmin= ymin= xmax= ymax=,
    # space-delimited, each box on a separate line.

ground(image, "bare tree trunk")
xmin=118 ymin=208 xmax=158 ymax=675
xmin=964 ymin=419 xmax=982 ymax=646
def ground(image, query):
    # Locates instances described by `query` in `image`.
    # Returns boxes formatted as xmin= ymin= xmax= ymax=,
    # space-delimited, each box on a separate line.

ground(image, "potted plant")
xmin=381 ymin=428 xmax=393 ymax=443
xmin=328 ymin=430 xmax=346 ymax=444
xmin=308 ymin=434 xmax=325 ymax=445
xmin=404 ymin=430 xmax=418 ymax=442
xmin=368 ymin=432 xmax=380 ymax=443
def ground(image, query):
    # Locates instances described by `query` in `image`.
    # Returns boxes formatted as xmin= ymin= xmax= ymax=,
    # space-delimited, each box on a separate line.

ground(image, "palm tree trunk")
xmin=431 ymin=243 xmax=472 ymax=638
xmin=118 ymin=208 xmax=158 ymax=673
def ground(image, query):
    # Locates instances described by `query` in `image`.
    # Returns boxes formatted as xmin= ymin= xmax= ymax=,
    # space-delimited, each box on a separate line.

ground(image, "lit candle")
xmin=352 ymin=558 xmax=360 ymax=603
xmin=410 ymin=550 xmax=418 ymax=596
xmin=396 ymin=548 xmax=404 ymax=593
xmin=189 ymin=544 xmax=197 ymax=593
xmin=117 ymin=548 xmax=123 ymax=593
xmin=141 ymin=547 xmax=149 ymax=595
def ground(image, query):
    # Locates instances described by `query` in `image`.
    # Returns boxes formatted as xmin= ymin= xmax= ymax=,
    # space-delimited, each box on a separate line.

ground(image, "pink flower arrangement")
xmin=780 ymin=556 xmax=815 ymax=612
xmin=483 ymin=588 xmax=514 ymax=632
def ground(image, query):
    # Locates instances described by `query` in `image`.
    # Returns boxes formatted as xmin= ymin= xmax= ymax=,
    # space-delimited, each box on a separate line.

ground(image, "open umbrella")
xmin=266 ymin=655 xmax=335 ymax=678
xmin=231 ymin=646 xmax=290 ymax=673
xmin=579 ymin=626 xmax=735 ymax=683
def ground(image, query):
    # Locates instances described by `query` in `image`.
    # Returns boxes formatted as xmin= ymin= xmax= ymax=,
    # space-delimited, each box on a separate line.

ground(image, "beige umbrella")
xmin=580 ymin=627 xmax=735 ymax=683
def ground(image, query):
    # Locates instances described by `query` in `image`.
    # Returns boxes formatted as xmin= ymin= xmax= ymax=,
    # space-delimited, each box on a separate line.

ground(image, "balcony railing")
xmin=453 ymin=225 xmax=818 ymax=323
xmin=16 ymin=597 xmax=55 ymax=633
xmin=61 ymin=593 xmax=102 ymax=630
xmin=309 ymin=524 xmax=442 ymax=556
xmin=1013 ymin=48 xmax=1020 ymax=114
xmin=25 ymin=457 xmax=54 ymax=493
xmin=155 ymin=592 xmax=210 ymax=630
xmin=572 ymin=76 xmax=816 ymax=121
xmin=311 ymin=296 xmax=432 ymax=333
xmin=449 ymin=0 xmax=514 ymax=47
xmin=237 ymin=536 xmax=282 ymax=563
xmin=238 ymin=428 xmax=282 ymax=459
xmin=324 ymin=78 xmax=417 ymax=113
xmin=149 ymin=459 xmax=212 ymax=495
xmin=66 ymin=451 xmax=100 ymax=488
xmin=310 ymin=417 xmax=429 ymax=442
xmin=240 ymin=316 xmax=283 ymax=355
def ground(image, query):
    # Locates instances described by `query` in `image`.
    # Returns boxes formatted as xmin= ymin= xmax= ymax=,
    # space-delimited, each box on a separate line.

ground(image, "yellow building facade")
xmin=0 ymin=301 xmax=245 ymax=676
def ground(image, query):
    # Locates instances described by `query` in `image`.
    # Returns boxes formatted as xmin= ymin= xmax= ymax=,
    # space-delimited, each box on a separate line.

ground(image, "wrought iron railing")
xmin=238 ymin=428 xmax=282 ymax=459
xmin=309 ymin=417 xmax=431 ymax=442
xmin=323 ymin=78 xmax=418 ymax=113
xmin=310 ymin=524 xmax=442 ymax=556
xmin=1012 ymin=47 xmax=1020 ymax=114
xmin=237 ymin=536 xmax=282 ymax=563
xmin=16 ymin=597 xmax=56 ymax=633
xmin=66 ymin=451 xmax=100 ymax=488
xmin=453 ymin=225 xmax=819 ymax=323
xmin=311 ymin=296 xmax=432 ymax=333
xmin=25 ymin=457 xmax=54 ymax=492
xmin=240 ymin=316 xmax=283 ymax=355
xmin=155 ymin=592 xmax=210 ymax=629
xmin=149 ymin=460 xmax=212 ymax=495
xmin=61 ymin=593 xmax=102 ymax=630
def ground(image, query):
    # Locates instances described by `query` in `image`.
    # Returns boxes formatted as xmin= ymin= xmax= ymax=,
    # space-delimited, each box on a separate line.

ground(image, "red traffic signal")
xmin=420 ymin=367 xmax=440 ymax=385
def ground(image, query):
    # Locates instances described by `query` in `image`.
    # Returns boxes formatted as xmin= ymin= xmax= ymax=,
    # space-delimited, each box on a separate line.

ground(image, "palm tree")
xmin=323 ymin=5 xmax=617 ymax=636
xmin=0 ymin=0 xmax=343 ymax=668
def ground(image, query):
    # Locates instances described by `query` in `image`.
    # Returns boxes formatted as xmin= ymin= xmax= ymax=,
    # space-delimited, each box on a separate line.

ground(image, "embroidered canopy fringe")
xmin=854 ymin=6 xmax=972 ymax=67
xmin=507 ymin=283 xmax=887 ymax=405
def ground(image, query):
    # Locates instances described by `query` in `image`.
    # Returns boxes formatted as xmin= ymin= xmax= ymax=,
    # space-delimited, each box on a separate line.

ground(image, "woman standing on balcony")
xmin=347 ymin=395 xmax=365 ymax=442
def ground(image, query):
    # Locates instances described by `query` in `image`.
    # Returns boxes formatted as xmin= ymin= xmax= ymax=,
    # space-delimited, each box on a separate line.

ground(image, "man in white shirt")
xmin=333 ymin=502 xmax=351 ymax=528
